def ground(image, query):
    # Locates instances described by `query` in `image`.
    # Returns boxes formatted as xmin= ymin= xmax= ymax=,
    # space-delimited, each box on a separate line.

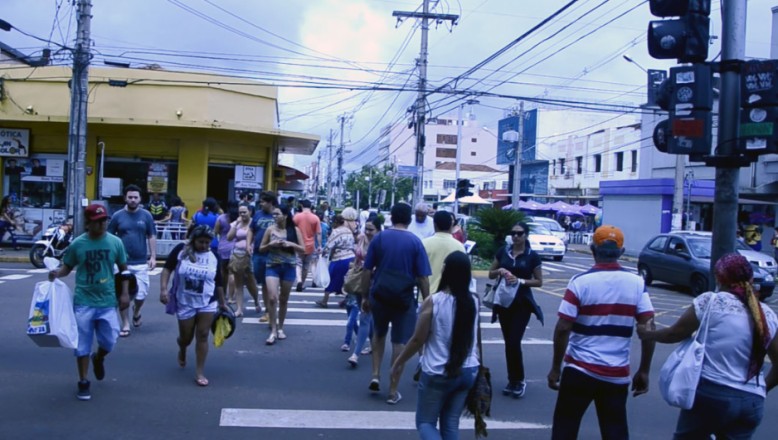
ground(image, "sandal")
xmin=195 ymin=377 xmax=209 ymax=387
xmin=119 ymin=329 xmax=131 ymax=338
xmin=266 ymin=333 xmax=277 ymax=345
xmin=132 ymin=315 xmax=142 ymax=328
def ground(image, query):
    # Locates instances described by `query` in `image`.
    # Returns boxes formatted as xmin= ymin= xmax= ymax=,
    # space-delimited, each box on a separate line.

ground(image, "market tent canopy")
xmin=578 ymin=204 xmax=600 ymax=215
xmin=502 ymin=200 xmax=549 ymax=211
xmin=440 ymin=193 xmax=493 ymax=205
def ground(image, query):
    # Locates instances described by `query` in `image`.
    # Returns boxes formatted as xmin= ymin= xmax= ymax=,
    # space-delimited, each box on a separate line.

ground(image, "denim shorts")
xmin=252 ymin=253 xmax=268 ymax=283
xmin=74 ymin=305 xmax=120 ymax=357
xmin=371 ymin=300 xmax=418 ymax=344
xmin=266 ymin=263 xmax=297 ymax=282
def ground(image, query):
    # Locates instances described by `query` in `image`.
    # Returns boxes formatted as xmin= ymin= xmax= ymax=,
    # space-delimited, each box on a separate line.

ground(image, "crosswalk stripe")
xmin=542 ymin=265 xmax=562 ymax=273
xmin=28 ymin=269 xmax=50 ymax=274
xmin=0 ymin=274 xmax=31 ymax=280
xmin=241 ymin=317 xmax=505 ymax=329
xmin=219 ymin=408 xmax=550 ymax=430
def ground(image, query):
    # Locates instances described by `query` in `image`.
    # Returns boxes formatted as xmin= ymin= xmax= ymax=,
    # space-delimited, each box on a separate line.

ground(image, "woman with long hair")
xmin=638 ymin=253 xmax=778 ymax=439
xmin=0 ymin=195 xmax=20 ymax=250
xmin=214 ymin=201 xmax=238 ymax=305
xmin=390 ymin=251 xmax=479 ymax=438
xmin=259 ymin=205 xmax=304 ymax=345
xmin=347 ymin=216 xmax=382 ymax=367
xmin=487 ymin=220 xmax=543 ymax=399
xmin=159 ymin=225 xmax=228 ymax=387
xmin=226 ymin=204 xmax=261 ymax=317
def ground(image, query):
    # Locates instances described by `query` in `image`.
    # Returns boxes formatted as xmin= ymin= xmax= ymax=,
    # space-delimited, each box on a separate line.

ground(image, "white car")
xmin=505 ymin=222 xmax=566 ymax=261
xmin=529 ymin=216 xmax=568 ymax=244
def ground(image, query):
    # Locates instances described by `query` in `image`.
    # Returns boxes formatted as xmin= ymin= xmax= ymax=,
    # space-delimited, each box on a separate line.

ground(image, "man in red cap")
xmin=49 ymin=204 xmax=130 ymax=401
xmin=547 ymin=225 xmax=656 ymax=439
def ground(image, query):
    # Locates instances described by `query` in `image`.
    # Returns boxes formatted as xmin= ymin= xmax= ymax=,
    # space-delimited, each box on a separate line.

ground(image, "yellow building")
xmin=0 ymin=49 xmax=318 ymax=241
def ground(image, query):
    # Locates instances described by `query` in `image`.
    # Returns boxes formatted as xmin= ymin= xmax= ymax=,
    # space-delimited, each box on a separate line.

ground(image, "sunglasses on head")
xmin=510 ymin=230 xmax=526 ymax=237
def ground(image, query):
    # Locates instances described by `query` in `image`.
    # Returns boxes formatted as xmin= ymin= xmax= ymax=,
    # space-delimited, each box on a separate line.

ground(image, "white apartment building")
xmin=378 ymin=113 xmax=508 ymax=202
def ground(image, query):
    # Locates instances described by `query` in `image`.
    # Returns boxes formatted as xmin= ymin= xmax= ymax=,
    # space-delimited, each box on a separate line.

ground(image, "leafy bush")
xmin=467 ymin=207 xmax=527 ymax=261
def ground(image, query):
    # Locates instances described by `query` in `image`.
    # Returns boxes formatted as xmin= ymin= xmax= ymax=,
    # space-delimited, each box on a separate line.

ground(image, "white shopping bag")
xmin=27 ymin=258 xmax=78 ymax=349
xmin=313 ymin=256 xmax=331 ymax=289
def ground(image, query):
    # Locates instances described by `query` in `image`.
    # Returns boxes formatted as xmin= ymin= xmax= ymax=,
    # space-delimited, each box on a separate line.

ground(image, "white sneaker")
xmin=348 ymin=354 xmax=358 ymax=367
xmin=340 ymin=343 xmax=350 ymax=352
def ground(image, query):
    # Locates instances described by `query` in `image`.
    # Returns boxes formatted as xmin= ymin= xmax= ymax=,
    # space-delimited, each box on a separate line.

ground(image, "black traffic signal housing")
xmin=648 ymin=0 xmax=711 ymax=63
xmin=653 ymin=64 xmax=713 ymax=156
xmin=455 ymin=179 xmax=474 ymax=199
xmin=739 ymin=59 xmax=778 ymax=156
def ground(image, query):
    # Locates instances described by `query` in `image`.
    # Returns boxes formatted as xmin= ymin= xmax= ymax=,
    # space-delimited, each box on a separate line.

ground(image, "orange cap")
xmin=593 ymin=225 xmax=624 ymax=248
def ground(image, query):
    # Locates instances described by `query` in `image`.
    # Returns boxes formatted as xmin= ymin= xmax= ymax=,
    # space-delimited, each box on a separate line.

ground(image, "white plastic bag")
xmin=313 ymin=256 xmax=331 ymax=289
xmin=27 ymin=258 xmax=78 ymax=349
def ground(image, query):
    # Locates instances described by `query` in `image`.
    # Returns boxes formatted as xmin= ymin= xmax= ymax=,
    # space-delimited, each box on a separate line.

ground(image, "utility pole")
xmin=337 ymin=114 xmax=347 ymax=208
xmin=710 ymin=0 xmax=746 ymax=271
xmin=393 ymin=1 xmax=459 ymax=204
xmin=326 ymin=130 xmax=333 ymax=206
xmin=454 ymin=102 xmax=464 ymax=216
xmin=511 ymin=102 xmax=525 ymax=210
xmin=315 ymin=149 xmax=322 ymax=204
xmin=671 ymin=155 xmax=686 ymax=230
xmin=67 ymin=0 xmax=92 ymax=234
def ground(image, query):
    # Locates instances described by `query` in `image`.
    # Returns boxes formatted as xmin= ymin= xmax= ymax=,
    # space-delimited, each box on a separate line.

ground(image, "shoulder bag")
xmin=658 ymin=292 xmax=716 ymax=409
xmin=371 ymin=233 xmax=416 ymax=311
xmin=463 ymin=301 xmax=492 ymax=439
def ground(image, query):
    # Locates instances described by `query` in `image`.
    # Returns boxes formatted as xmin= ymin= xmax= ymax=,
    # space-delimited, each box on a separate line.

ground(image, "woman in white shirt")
xmin=390 ymin=251 xmax=479 ymax=439
xmin=638 ymin=253 xmax=778 ymax=439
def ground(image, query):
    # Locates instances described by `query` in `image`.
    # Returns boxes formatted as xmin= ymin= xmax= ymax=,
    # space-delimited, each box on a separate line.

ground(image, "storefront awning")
xmin=276 ymin=164 xmax=308 ymax=181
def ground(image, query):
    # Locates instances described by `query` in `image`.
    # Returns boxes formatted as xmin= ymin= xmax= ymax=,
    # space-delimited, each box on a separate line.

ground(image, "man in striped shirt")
xmin=547 ymin=225 xmax=655 ymax=439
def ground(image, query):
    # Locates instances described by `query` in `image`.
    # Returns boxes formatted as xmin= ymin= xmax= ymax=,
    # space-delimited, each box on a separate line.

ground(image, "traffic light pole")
xmin=454 ymin=102 xmax=463 ymax=215
xmin=710 ymin=0 xmax=747 ymax=274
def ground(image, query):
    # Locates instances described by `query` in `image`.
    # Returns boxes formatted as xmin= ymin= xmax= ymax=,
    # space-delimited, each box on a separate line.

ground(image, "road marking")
xmin=542 ymin=265 xmax=562 ymax=273
xmin=28 ymin=269 xmax=50 ymax=274
xmin=483 ymin=338 xmax=552 ymax=345
xmin=219 ymin=408 xmax=550 ymax=430
xmin=0 ymin=274 xmax=32 ymax=280
xmin=241 ymin=317 xmax=504 ymax=329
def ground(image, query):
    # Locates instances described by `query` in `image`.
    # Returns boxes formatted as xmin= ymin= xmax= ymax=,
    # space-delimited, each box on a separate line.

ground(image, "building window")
xmin=436 ymin=148 xmax=456 ymax=158
xmin=631 ymin=150 xmax=638 ymax=172
xmin=615 ymin=152 xmax=624 ymax=172
xmin=483 ymin=181 xmax=496 ymax=190
xmin=576 ymin=156 xmax=583 ymax=174
xmin=471 ymin=138 xmax=477 ymax=143
xmin=552 ymin=159 xmax=556 ymax=176
xmin=501 ymin=180 xmax=509 ymax=190
xmin=436 ymin=134 xmax=458 ymax=145
xmin=594 ymin=154 xmax=602 ymax=172
xmin=559 ymin=158 xmax=566 ymax=175
xmin=443 ymin=179 xmax=456 ymax=189
xmin=470 ymin=151 xmax=476 ymax=156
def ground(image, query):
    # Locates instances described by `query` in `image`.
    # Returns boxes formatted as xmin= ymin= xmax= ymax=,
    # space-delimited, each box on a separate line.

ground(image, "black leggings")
xmin=496 ymin=298 xmax=532 ymax=383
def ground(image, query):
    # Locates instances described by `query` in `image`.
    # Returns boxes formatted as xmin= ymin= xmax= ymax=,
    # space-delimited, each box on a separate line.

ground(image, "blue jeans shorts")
xmin=252 ymin=253 xmax=268 ymax=284
xmin=266 ymin=263 xmax=297 ymax=282
xmin=74 ymin=305 xmax=120 ymax=357
xmin=370 ymin=300 xmax=417 ymax=344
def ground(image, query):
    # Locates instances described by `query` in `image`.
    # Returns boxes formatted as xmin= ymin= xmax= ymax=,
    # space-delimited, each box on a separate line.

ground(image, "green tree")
xmin=345 ymin=164 xmax=413 ymax=210
xmin=467 ymin=207 xmax=527 ymax=261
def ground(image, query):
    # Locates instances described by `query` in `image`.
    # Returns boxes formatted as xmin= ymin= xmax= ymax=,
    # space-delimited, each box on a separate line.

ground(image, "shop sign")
xmin=235 ymin=165 xmax=264 ymax=189
xmin=6 ymin=157 xmax=64 ymax=182
xmin=0 ymin=128 xmax=30 ymax=157
xmin=147 ymin=163 xmax=168 ymax=193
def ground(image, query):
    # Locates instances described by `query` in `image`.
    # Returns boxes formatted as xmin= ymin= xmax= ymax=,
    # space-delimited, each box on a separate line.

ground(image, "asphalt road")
xmin=1 ymin=253 xmax=777 ymax=439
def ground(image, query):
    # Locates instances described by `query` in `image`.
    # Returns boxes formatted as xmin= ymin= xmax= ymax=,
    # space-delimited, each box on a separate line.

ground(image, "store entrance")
xmin=207 ymin=164 xmax=235 ymax=207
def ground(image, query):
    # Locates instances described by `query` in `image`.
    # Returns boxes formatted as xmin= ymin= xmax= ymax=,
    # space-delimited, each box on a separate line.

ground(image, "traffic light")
xmin=648 ymin=0 xmax=711 ymax=63
xmin=455 ymin=179 xmax=474 ymax=199
xmin=739 ymin=59 xmax=778 ymax=155
xmin=652 ymin=64 xmax=713 ymax=156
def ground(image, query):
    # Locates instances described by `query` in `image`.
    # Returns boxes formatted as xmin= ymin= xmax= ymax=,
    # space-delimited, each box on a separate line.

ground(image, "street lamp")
xmin=622 ymin=54 xmax=648 ymax=73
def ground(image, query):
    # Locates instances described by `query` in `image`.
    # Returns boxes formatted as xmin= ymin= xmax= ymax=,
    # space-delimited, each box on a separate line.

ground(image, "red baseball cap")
xmin=84 ymin=204 xmax=108 ymax=221
xmin=593 ymin=225 xmax=624 ymax=248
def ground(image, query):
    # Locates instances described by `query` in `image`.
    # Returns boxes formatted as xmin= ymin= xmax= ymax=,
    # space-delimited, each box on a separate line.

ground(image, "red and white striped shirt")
xmin=558 ymin=262 xmax=654 ymax=384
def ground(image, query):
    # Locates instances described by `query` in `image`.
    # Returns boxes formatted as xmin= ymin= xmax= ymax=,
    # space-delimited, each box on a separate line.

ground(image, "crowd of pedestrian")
xmin=42 ymin=190 xmax=778 ymax=439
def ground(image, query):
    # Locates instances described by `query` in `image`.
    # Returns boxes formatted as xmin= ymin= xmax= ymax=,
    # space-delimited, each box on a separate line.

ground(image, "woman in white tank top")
xmin=390 ymin=251 xmax=479 ymax=439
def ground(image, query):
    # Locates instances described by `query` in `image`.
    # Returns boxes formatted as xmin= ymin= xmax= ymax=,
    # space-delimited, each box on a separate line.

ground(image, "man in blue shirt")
xmin=107 ymin=184 xmax=157 ymax=337
xmin=363 ymin=202 xmax=431 ymax=404
xmin=251 ymin=191 xmax=278 ymax=323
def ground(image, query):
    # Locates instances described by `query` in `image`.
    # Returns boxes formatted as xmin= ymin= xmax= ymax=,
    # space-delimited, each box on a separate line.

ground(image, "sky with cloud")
xmin=1 ymin=0 xmax=776 ymax=171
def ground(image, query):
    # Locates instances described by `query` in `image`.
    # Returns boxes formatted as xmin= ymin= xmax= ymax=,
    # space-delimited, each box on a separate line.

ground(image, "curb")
xmin=0 ymin=255 xmax=30 ymax=264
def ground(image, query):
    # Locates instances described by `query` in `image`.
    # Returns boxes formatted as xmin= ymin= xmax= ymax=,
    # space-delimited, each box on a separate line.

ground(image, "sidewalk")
xmin=0 ymin=246 xmax=31 ymax=264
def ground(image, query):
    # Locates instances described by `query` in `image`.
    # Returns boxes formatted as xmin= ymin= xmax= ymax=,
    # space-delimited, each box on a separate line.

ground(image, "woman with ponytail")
xmin=638 ymin=252 xmax=778 ymax=439
xmin=389 ymin=251 xmax=479 ymax=439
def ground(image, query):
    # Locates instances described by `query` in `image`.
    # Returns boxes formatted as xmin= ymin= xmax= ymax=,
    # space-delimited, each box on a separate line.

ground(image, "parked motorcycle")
xmin=30 ymin=220 xmax=73 ymax=268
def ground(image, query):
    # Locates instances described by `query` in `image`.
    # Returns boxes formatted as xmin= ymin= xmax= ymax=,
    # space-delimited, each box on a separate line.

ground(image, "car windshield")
xmin=529 ymin=223 xmax=551 ymax=235
xmin=537 ymin=220 xmax=563 ymax=232
xmin=687 ymin=237 xmax=711 ymax=258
